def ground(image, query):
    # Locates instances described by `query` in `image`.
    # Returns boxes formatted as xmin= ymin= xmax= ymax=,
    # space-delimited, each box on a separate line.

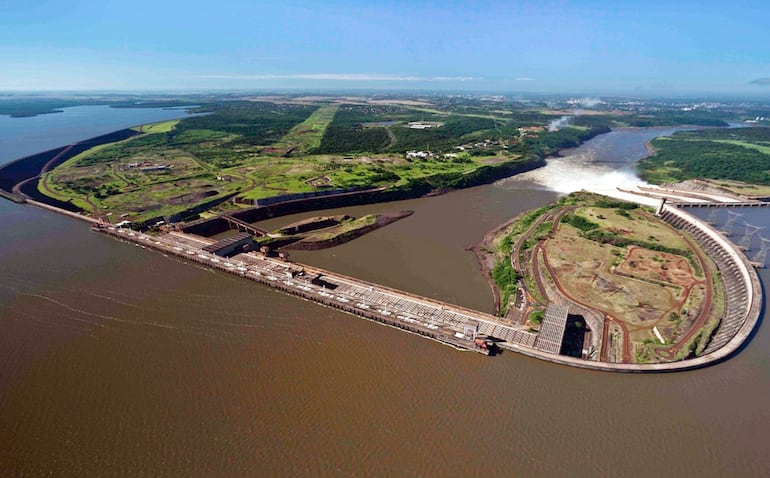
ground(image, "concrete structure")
xmin=222 ymin=215 xmax=268 ymax=236
xmin=659 ymin=205 xmax=762 ymax=356
xmin=201 ymin=232 xmax=254 ymax=257
xmin=677 ymin=201 xmax=770 ymax=208
xmin=95 ymin=225 xmax=537 ymax=356
xmin=495 ymin=201 xmax=763 ymax=372
xmin=534 ymin=303 xmax=570 ymax=354
xmin=93 ymin=200 xmax=762 ymax=373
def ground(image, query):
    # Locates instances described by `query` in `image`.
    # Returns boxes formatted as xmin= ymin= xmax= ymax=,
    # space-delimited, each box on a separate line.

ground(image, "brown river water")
xmin=1 ymin=111 xmax=769 ymax=476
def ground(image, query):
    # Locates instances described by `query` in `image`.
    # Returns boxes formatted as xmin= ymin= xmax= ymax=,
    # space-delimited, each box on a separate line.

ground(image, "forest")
xmin=638 ymin=127 xmax=770 ymax=184
xmin=180 ymin=101 xmax=316 ymax=146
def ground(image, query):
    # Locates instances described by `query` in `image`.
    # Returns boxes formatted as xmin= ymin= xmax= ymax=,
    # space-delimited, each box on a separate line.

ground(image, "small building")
xmin=407 ymin=121 xmax=444 ymax=129
xmin=202 ymin=232 xmax=254 ymax=257
xmin=406 ymin=151 xmax=431 ymax=160
xmin=139 ymin=165 xmax=171 ymax=172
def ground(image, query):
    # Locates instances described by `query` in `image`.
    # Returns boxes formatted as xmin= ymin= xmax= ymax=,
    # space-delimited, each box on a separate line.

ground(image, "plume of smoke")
xmin=548 ymin=116 xmax=572 ymax=132
xmin=548 ymin=97 xmax=602 ymax=131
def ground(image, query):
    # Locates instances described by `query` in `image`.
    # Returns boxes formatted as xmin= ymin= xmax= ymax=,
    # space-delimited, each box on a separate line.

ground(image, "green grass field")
xmin=133 ymin=120 xmax=180 ymax=134
xmin=712 ymin=139 xmax=770 ymax=155
xmin=271 ymin=105 xmax=338 ymax=153
xmin=698 ymin=178 xmax=770 ymax=197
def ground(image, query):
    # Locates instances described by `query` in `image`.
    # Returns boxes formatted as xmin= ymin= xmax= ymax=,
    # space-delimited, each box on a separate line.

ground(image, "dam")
xmin=95 ymin=223 xmax=537 ymax=355
xmin=87 ymin=189 xmax=762 ymax=372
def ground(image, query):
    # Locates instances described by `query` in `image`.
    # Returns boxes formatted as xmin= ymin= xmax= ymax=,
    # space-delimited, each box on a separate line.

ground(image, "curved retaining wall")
xmin=662 ymin=205 xmax=762 ymax=358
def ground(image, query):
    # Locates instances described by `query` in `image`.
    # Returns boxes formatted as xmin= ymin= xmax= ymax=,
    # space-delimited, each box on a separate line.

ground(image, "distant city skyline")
xmin=2 ymin=0 xmax=770 ymax=96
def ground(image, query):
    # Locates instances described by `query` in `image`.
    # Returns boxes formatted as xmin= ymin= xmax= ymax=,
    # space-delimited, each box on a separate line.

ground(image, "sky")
xmin=2 ymin=0 xmax=769 ymax=96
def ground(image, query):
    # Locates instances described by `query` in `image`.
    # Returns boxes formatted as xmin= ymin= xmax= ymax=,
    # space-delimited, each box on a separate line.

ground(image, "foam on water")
xmin=503 ymin=155 xmax=660 ymax=206
xmin=498 ymin=129 xmax=675 ymax=207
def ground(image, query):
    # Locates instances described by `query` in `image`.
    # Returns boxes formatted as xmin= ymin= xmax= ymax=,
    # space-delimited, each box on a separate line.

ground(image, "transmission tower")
xmin=752 ymin=235 xmax=770 ymax=267
xmin=724 ymin=210 xmax=743 ymax=236
xmin=739 ymin=223 xmax=763 ymax=250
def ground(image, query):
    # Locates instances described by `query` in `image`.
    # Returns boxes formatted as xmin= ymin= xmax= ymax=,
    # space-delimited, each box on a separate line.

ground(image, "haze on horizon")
xmin=2 ymin=0 xmax=770 ymax=97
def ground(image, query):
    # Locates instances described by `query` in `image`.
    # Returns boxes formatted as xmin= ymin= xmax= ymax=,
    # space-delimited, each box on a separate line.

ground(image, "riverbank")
xmin=469 ymin=212 xmax=525 ymax=314
xmin=180 ymin=157 xmax=546 ymax=237
xmin=638 ymin=126 xmax=770 ymax=185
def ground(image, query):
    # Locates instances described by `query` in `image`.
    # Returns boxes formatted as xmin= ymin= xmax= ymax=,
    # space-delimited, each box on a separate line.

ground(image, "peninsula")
xmin=475 ymin=191 xmax=762 ymax=367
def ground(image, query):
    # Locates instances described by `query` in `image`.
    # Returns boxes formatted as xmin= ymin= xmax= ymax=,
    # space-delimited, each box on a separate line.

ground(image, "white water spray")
xmin=499 ymin=133 xmax=660 ymax=207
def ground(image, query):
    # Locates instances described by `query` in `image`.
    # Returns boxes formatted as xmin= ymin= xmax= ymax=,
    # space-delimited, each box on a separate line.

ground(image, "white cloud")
xmin=197 ymin=73 xmax=481 ymax=82
xmin=515 ymin=77 xmax=535 ymax=81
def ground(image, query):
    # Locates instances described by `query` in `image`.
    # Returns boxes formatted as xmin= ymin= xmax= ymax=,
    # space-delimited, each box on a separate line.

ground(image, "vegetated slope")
xmin=41 ymin=102 xmax=317 ymax=220
xmin=524 ymin=124 xmax=611 ymax=157
xmin=638 ymin=127 xmax=770 ymax=185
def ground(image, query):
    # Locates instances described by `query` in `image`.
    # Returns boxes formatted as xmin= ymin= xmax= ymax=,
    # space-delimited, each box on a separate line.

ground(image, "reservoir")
xmin=1 ymin=109 xmax=769 ymax=476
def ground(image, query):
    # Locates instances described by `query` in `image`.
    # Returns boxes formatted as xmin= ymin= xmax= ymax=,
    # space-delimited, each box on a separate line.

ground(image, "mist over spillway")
xmin=498 ymin=127 xmax=687 ymax=206
xmin=505 ymin=152 xmax=651 ymax=200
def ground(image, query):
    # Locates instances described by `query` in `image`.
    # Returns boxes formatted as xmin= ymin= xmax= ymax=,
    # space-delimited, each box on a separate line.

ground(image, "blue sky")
xmin=2 ymin=0 xmax=769 ymax=95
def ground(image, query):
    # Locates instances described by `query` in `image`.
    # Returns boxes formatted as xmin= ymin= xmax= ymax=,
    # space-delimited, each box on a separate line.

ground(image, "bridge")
xmin=222 ymin=214 xmax=269 ymax=236
xmin=674 ymin=201 xmax=770 ymax=208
